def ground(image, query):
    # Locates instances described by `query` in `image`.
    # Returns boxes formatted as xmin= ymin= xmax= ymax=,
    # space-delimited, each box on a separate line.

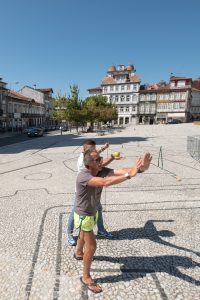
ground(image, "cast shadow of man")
xmin=95 ymin=220 xmax=200 ymax=286
xmin=95 ymin=254 xmax=200 ymax=286
xmin=100 ymin=219 xmax=200 ymax=258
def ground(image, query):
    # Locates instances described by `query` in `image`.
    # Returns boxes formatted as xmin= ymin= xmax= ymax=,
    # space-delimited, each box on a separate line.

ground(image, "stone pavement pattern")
xmin=0 ymin=124 xmax=200 ymax=300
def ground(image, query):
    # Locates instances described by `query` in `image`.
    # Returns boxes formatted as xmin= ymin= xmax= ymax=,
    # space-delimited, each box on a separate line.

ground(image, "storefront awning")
xmin=168 ymin=113 xmax=185 ymax=118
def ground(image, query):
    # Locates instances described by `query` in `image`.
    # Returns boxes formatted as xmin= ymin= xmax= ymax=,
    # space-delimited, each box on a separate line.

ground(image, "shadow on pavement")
xmin=99 ymin=220 xmax=200 ymax=257
xmin=95 ymin=254 xmax=200 ymax=286
xmin=0 ymin=133 xmax=149 ymax=154
xmin=95 ymin=220 xmax=200 ymax=286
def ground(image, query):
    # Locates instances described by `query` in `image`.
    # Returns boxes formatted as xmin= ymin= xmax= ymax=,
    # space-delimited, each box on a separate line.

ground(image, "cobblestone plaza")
xmin=0 ymin=124 xmax=200 ymax=300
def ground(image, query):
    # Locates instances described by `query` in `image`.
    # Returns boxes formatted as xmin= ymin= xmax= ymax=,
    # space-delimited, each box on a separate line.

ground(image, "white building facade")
xmin=20 ymin=86 xmax=54 ymax=126
xmin=101 ymin=64 xmax=140 ymax=125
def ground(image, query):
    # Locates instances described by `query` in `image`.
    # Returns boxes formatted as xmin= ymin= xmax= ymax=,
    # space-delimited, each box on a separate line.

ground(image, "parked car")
xmin=167 ymin=119 xmax=182 ymax=124
xmin=23 ymin=127 xmax=34 ymax=134
xmin=27 ymin=127 xmax=44 ymax=137
xmin=0 ymin=127 xmax=6 ymax=132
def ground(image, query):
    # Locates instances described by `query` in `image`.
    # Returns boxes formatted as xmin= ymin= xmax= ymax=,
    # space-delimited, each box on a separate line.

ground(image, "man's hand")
xmin=111 ymin=154 xmax=125 ymax=160
xmin=129 ymin=158 xmax=143 ymax=178
xmin=139 ymin=152 xmax=152 ymax=172
xmin=101 ymin=143 xmax=109 ymax=152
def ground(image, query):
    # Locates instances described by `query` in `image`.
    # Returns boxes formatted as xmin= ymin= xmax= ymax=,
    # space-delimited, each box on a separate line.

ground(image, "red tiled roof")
xmin=192 ymin=88 xmax=200 ymax=92
xmin=87 ymin=86 xmax=102 ymax=91
xmin=8 ymin=91 xmax=31 ymax=101
xmin=129 ymin=75 xmax=140 ymax=82
xmin=192 ymin=79 xmax=200 ymax=90
xmin=101 ymin=74 xmax=140 ymax=84
xmin=170 ymin=76 xmax=192 ymax=81
xmin=101 ymin=77 xmax=115 ymax=84
xmin=36 ymin=88 xmax=53 ymax=93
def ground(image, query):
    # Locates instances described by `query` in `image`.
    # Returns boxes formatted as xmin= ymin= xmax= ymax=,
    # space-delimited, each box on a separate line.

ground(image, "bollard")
xmin=158 ymin=146 xmax=163 ymax=169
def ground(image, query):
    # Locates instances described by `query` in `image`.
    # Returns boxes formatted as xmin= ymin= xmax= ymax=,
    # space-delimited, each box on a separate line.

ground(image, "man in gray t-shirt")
xmin=75 ymin=167 xmax=111 ymax=216
xmin=74 ymin=149 xmax=152 ymax=293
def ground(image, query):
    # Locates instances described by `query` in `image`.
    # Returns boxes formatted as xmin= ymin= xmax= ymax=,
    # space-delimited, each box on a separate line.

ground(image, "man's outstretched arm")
xmin=88 ymin=159 xmax=143 ymax=187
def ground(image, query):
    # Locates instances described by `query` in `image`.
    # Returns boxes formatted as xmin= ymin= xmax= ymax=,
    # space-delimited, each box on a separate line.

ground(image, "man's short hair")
xmin=83 ymin=149 xmax=96 ymax=168
xmin=83 ymin=139 xmax=96 ymax=152
xmin=83 ymin=139 xmax=96 ymax=146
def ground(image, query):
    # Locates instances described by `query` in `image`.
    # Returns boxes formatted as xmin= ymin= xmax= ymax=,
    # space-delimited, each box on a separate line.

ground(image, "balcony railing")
xmin=7 ymin=113 xmax=45 ymax=118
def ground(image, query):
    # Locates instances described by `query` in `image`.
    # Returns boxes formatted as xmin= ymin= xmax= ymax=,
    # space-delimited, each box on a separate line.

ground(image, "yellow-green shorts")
xmin=74 ymin=211 xmax=98 ymax=232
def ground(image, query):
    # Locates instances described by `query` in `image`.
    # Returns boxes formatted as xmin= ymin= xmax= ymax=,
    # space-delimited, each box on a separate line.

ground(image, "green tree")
xmin=66 ymin=84 xmax=83 ymax=131
xmin=83 ymin=95 xmax=118 ymax=128
xmin=52 ymin=92 xmax=68 ymax=124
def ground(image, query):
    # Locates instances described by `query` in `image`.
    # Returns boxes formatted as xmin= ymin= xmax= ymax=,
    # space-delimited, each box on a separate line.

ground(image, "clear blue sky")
xmin=1 ymin=0 xmax=200 ymax=98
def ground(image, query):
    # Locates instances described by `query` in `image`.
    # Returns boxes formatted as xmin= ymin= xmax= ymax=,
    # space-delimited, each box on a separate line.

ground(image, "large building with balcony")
xmin=0 ymin=78 xmax=54 ymax=131
xmin=138 ymin=84 xmax=157 ymax=124
xmin=20 ymin=86 xmax=54 ymax=127
xmin=88 ymin=66 xmax=200 ymax=125
xmin=156 ymin=76 xmax=192 ymax=123
xmin=101 ymin=64 xmax=140 ymax=125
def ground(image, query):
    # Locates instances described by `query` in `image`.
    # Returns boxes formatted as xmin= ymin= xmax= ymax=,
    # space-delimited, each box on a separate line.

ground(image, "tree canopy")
xmin=52 ymin=85 xmax=118 ymax=130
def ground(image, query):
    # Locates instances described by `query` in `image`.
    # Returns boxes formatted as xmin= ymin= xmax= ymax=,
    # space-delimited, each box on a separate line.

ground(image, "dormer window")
xmin=170 ymin=81 xmax=175 ymax=87
xmin=117 ymin=65 xmax=125 ymax=71
xmin=177 ymin=80 xmax=185 ymax=87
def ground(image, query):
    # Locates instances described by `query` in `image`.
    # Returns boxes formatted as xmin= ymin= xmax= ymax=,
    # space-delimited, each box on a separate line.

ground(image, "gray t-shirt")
xmin=75 ymin=167 xmax=112 ymax=216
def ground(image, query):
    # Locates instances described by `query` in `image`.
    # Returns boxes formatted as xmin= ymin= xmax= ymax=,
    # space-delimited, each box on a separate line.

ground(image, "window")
xmin=145 ymin=105 xmax=150 ymax=113
xmin=126 ymin=95 xmax=130 ymax=101
xmin=170 ymin=81 xmax=175 ymax=87
xmin=132 ymin=105 xmax=136 ymax=111
xmin=104 ymin=87 xmax=107 ymax=93
xmin=175 ymin=93 xmax=180 ymax=100
xmin=181 ymin=92 xmax=186 ymax=99
xmin=140 ymin=94 xmax=145 ymax=101
xmin=121 ymin=85 xmax=124 ymax=91
xmin=168 ymin=103 xmax=173 ymax=110
xmin=150 ymin=104 xmax=156 ymax=113
xmin=177 ymin=80 xmax=185 ymax=87
xmin=18 ymin=104 xmax=22 ymax=113
xmin=120 ymin=106 xmax=124 ymax=112
xmin=146 ymin=94 xmax=150 ymax=101
xmin=14 ymin=104 xmax=17 ymax=113
xmin=110 ymin=86 xmax=113 ymax=91
xmin=127 ymin=85 xmax=130 ymax=90
xmin=115 ymin=95 xmax=119 ymax=102
xmin=125 ymin=117 xmax=129 ymax=124
xmin=180 ymin=102 xmax=185 ymax=109
xmin=125 ymin=106 xmax=129 ymax=112
xmin=120 ymin=95 xmax=125 ymax=102
xmin=152 ymin=94 xmax=156 ymax=100
xmin=133 ymin=84 xmax=138 ymax=91
xmin=133 ymin=94 xmax=138 ymax=102
xmin=118 ymin=65 xmax=125 ymax=71
xmin=173 ymin=102 xmax=179 ymax=109
xmin=115 ymin=85 xmax=118 ymax=91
